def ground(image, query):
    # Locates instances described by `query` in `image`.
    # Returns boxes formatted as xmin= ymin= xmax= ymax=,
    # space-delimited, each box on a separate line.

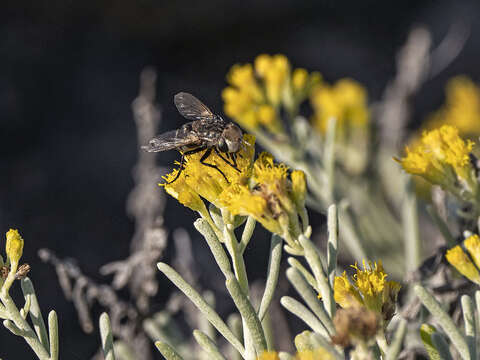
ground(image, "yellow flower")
xmin=257 ymin=351 xmax=280 ymax=360
xmin=397 ymin=125 xmax=475 ymax=193
xmin=223 ymin=54 xmax=319 ymax=133
xmin=253 ymin=152 xmax=294 ymax=213
xmin=161 ymin=140 xmax=307 ymax=245
xmin=218 ymin=152 xmax=305 ymax=242
xmin=333 ymin=272 xmax=363 ymax=308
xmin=161 ymin=169 xmax=208 ymax=215
xmin=424 ymin=76 xmax=480 ymax=137
xmin=310 ymin=78 xmax=369 ymax=135
xmin=291 ymin=170 xmax=307 ymax=211
xmin=162 ymin=134 xmax=256 ymax=209
xmin=6 ymin=229 xmax=24 ymax=265
xmin=446 ymin=244 xmax=480 ymax=284
xmin=257 ymin=349 xmax=334 ymax=360
xmin=255 ymin=54 xmax=290 ymax=106
xmin=295 ymin=349 xmax=335 ymax=360
xmin=293 ymin=68 xmax=308 ymax=91
xmin=227 ymin=64 xmax=263 ymax=101
xmin=257 ymin=104 xmax=283 ymax=134
xmin=218 ymin=183 xmax=284 ymax=235
xmin=332 ymin=260 xmax=401 ymax=323
xmin=465 ymin=234 xmax=480 ymax=268
xmin=407 ymin=77 xmax=480 ymax=198
xmin=223 ymin=63 xmax=266 ymax=130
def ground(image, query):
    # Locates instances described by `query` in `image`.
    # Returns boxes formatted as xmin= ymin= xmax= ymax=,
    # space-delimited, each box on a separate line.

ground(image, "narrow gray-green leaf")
xmin=431 ymin=333 xmax=453 ymax=360
xmin=194 ymin=219 xmax=232 ymax=278
xmin=227 ymin=314 xmax=243 ymax=360
xmin=415 ymin=285 xmax=470 ymax=360
xmin=157 ymin=263 xmax=244 ymax=357
xmin=258 ymin=235 xmax=282 ymax=321
xmin=48 ymin=311 xmax=59 ymax=360
xmin=461 ymin=295 xmax=476 ymax=359
xmin=420 ymin=324 xmax=441 ymax=360
xmin=193 ymin=329 xmax=226 ymax=360
xmin=280 ymin=297 xmax=326 ymax=334
xmin=298 ymin=235 xmax=335 ymax=318
xmin=286 ymin=267 xmax=333 ymax=336
xmin=21 ymin=278 xmax=49 ymax=350
xmin=155 ymin=341 xmax=184 ymax=360
xmin=239 ymin=217 xmax=256 ymax=254
xmin=100 ymin=312 xmax=115 ymax=360
xmin=287 ymin=258 xmax=319 ymax=292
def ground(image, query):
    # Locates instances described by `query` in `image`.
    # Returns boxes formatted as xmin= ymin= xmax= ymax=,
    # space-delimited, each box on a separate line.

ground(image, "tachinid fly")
xmin=142 ymin=92 xmax=244 ymax=184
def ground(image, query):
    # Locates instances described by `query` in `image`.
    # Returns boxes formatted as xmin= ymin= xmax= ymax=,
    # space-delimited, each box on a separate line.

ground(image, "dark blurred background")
xmin=1 ymin=0 xmax=479 ymax=358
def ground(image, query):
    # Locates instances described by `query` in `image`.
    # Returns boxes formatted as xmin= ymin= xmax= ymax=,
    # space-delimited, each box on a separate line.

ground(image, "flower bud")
xmin=6 ymin=229 xmax=24 ymax=265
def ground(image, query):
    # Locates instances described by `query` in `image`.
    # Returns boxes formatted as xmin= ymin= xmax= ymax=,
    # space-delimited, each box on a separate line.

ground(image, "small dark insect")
xmin=142 ymin=92 xmax=245 ymax=184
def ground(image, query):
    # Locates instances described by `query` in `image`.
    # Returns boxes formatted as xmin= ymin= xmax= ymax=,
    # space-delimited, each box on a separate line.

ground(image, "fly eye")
xmin=218 ymin=139 xmax=228 ymax=152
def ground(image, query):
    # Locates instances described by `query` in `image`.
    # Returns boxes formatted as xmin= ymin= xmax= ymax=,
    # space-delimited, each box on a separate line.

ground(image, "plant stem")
xmin=323 ymin=117 xmax=337 ymax=204
xmin=221 ymin=210 xmax=256 ymax=359
xmin=403 ymin=177 xmax=421 ymax=274
xmin=327 ymin=204 xmax=338 ymax=288
xmin=386 ymin=318 xmax=407 ymax=360
xmin=375 ymin=329 xmax=389 ymax=356
xmin=225 ymin=275 xmax=267 ymax=356
xmin=0 ymin=292 xmax=50 ymax=359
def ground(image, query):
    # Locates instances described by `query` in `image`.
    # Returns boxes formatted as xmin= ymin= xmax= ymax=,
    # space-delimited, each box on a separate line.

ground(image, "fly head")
xmin=221 ymin=123 xmax=243 ymax=153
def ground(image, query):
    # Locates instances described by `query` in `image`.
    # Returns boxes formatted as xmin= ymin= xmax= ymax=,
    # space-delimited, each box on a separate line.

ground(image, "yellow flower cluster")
xmin=218 ymin=152 xmax=307 ymax=241
xmin=397 ymin=125 xmax=476 ymax=195
xmin=332 ymin=260 xmax=401 ymax=323
xmin=310 ymin=78 xmax=369 ymax=135
xmin=222 ymin=54 xmax=320 ymax=133
xmin=424 ymin=76 xmax=480 ymax=137
xmin=257 ymin=349 xmax=334 ymax=360
xmin=161 ymin=134 xmax=255 ymax=222
xmin=446 ymin=234 xmax=480 ymax=284
xmin=161 ymin=135 xmax=307 ymax=243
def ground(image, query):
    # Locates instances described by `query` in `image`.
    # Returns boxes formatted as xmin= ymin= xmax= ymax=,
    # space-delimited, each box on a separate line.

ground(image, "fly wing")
xmin=174 ymin=92 xmax=216 ymax=121
xmin=141 ymin=129 xmax=199 ymax=153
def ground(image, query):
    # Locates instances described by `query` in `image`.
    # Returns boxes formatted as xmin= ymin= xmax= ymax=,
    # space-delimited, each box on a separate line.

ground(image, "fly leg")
xmin=166 ymin=146 xmax=206 ymax=184
xmin=231 ymin=152 xmax=238 ymax=168
xmin=227 ymin=152 xmax=239 ymax=169
xmin=214 ymin=148 xmax=240 ymax=172
xmin=200 ymin=148 xmax=230 ymax=182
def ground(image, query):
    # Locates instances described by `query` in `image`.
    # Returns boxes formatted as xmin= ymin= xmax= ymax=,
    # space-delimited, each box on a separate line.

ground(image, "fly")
xmin=142 ymin=92 xmax=245 ymax=184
